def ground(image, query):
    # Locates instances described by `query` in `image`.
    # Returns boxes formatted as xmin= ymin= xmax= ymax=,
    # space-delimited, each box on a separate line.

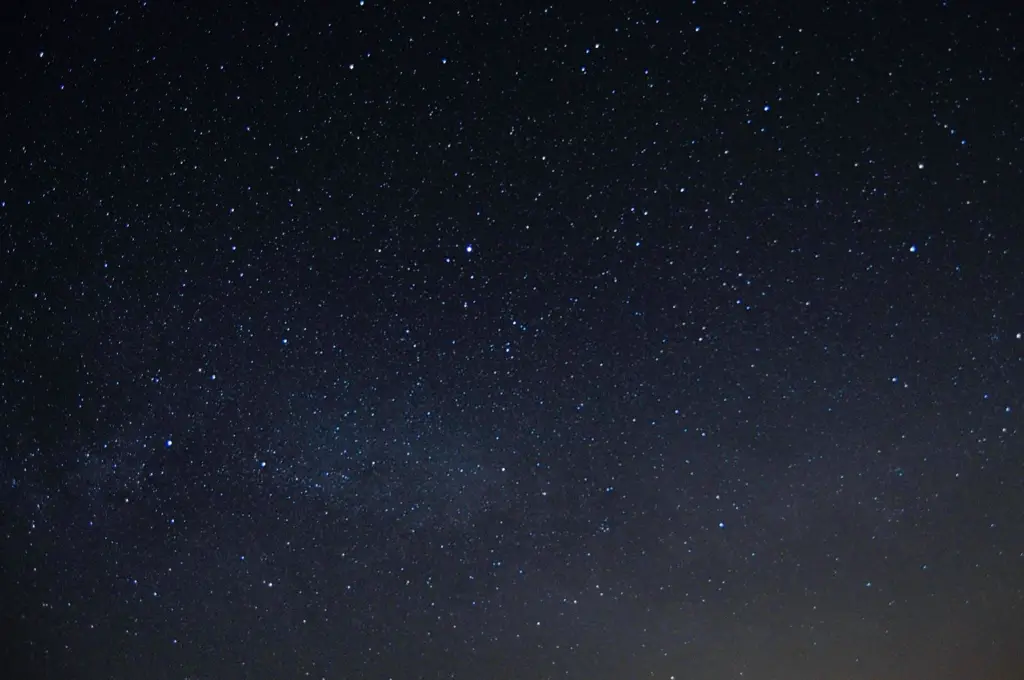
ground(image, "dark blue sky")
xmin=2 ymin=1 xmax=1021 ymax=678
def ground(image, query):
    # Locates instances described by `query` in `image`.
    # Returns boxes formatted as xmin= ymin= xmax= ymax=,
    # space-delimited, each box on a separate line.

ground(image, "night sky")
xmin=2 ymin=1 xmax=1022 ymax=678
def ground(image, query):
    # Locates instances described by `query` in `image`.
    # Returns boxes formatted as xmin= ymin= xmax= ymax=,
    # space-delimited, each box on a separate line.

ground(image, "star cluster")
xmin=1 ymin=1 xmax=1021 ymax=679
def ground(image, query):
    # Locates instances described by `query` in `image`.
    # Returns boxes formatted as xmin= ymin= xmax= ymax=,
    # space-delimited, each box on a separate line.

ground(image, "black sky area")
xmin=1 ymin=1 xmax=1022 ymax=678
